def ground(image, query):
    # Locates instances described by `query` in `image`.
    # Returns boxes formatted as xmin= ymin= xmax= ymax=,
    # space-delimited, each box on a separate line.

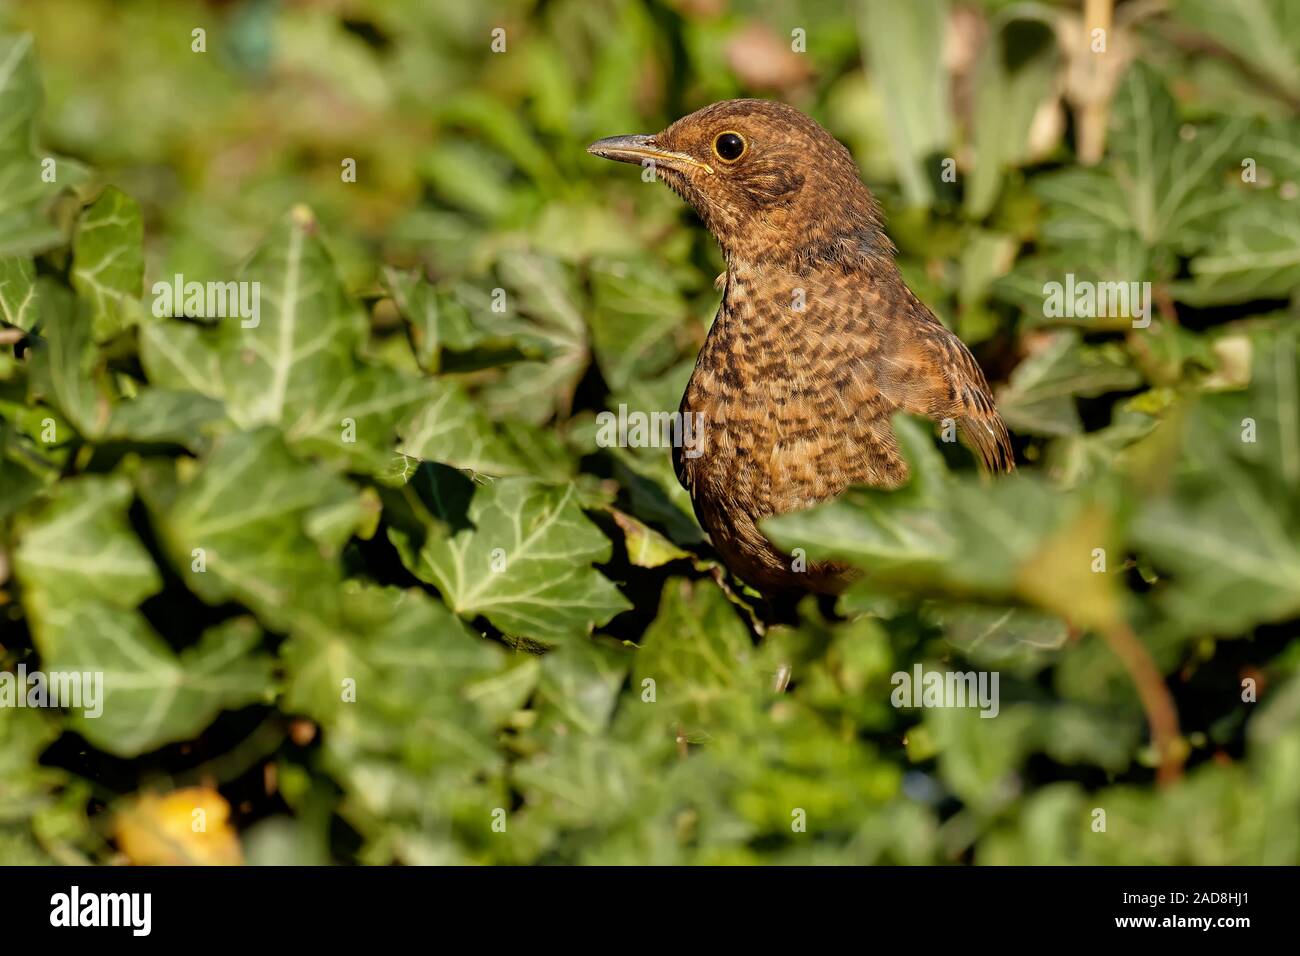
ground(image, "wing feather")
xmin=865 ymin=290 xmax=1015 ymax=474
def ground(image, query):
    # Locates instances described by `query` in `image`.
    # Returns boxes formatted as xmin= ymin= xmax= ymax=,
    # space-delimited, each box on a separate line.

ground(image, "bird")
xmin=588 ymin=99 xmax=1013 ymax=594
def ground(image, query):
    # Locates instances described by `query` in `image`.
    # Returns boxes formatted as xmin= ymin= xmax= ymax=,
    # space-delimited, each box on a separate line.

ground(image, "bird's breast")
xmin=678 ymin=273 xmax=904 ymax=520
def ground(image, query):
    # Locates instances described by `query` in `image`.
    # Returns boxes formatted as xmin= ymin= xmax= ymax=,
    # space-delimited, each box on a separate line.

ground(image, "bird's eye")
xmin=713 ymin=131 xmax=746 ymax=163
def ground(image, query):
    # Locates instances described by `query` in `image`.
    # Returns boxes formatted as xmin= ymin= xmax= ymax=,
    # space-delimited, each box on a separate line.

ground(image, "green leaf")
xmin=139 ymin=427 xmax=357 ymax=632
xmin=932 ymin=604 xmax=1070 ymax=677
xmin=536 ymin=638 xmax=632 ymax=735
xmin=764 ymin=417 xmax=955 ymax=576
xmin=13 ymin=475 xmax=271 ymax=756
xmin=390 ymin=469 xmax=630 ymax=643
xmin=140 ymin=206 xmax=429 ymax=476
xmin=26 ymin=289 xmax=114 ymax=440
xmin=602 ymin=362 xmax=703 ymax=546
xmin=1109 ymin=67 xmax=1248 ymax=249
xmin=478 ymin=252 xmax=588 ymax=425
xmin=1136 ymin=477 xmax=1300 ymax=633
xmin=281 ymin=583 xmax=509 ymax=864
xmin=0 ymin=256 xmax=38 ymax=330
xmin=857 ymin=0 xmax=951 ymax=206
xmin=997 ymin=331 xmax=1143 ymax=436
xmin=1249 ymin=119 xmax=1300 ymax=185
xmin=382 ymin=267 xmax=484 ymax=373
xmin=1171 ymin=0 xmax=1300 ymax=101
xmin=997 ymin=241 xmax=1160 ymax=328
xmin=71 ymin=187 xmax=144 ymax=341
xmin=1133 ymin=333 xmax=1300 ymax=633
xmin=104 ymin=387 xmax=226 ymax=452
xmin=926 ymin=704 xmax=1037 ymax=813
xmin=633 ymin=577 xmax=758 ymax=728
xmin=1033 ymin=65 xmax=1247 ymax=263
xmin=768 ymin=415 xmax=1124 ymax=618
xmin=283 ymin=582 xmax=503 ymax=724
xmin=587 ymin=257 xmax=687 ymax=391
xmin=41 ymin=610 xmax=271 ymax=756
xmin=13 ymin=474 xmax=160 ymax=612
xmin=399 ymin=378 xmax=529 ymax=476
xmin=0 ymin=449 xmax=48 ymax=522
xmin=0 ymin=706 xmax=62 ymax=825
xmin=965 ymin=14 xmax=1058 ymax=218
xmin=0 ymin=34 xmax=63 ymax=257
xmin=610 ymin=508 xmax=692 ymax=569
xmin=1172 ymin=197 xmax=1300 ymax=306
xmin=420 ymin=139 xmax=517 ymax=220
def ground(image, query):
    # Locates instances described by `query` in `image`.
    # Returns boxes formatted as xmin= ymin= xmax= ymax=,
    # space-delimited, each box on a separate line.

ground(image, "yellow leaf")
xmin=1015 ymin=503 xmax=1121 ymax=631
xmin=114 ymin=786 xmax=242 ymax=866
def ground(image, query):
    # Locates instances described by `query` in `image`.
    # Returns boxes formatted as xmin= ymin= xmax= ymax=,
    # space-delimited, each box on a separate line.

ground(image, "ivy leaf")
xmin=603 ymin=361 xmax=703 ymax=546
xmin=479 ymin=252 xmax=588 ymax=425
xmin=1133 ymin=331 xmax=1300 ymax=633
xmin=633 ymin=577 xmax=760 ymax=729
xmin=399 ymin=378 xmax=529 ymax=476
xmin=587 ymin=257 xmax=687 ymax=392
xmin=1171 ymin=0 xmax=1300 ymax=101
xmin=925 ymin=704 xmax=1037 ymax=813
xmin=997 ymin=332 xmax=1142 ymax=436
xmin=104 ymin=387 xmax=226 ymax=452
xmin=283 ymin=583 xmax=504 ymax=724
xmin=767 ymin=416 xmax=1125 ymax=620
xmin=1240 ymin=119 xmax=1300 ymax=187
xmin=996 ymin=240 xmax=1160 ymax=329
xmin=1033 ymin=64 xmax=1247 ymax=265
xmin=390 ymin=468 xmax=630 ymax=643
xmin=0 ymin=706 xmax=62 ymax=827
xmin=0 ymin=256 xmax=38 ymax=330
xmin=536 ymin=638 xmax=632 ymax=735
xmin=1112 ymin=71 xmax=1250 ymax=250
xmin=1136 ymin=469 xmax=1300 ymax=634
xmin=764 ymin=417 xmax=955 ymax=576
xmin=382 ymin=267 xmax=484 ymax=373
xmin=610 ymin=508 xmax=692 ymax=569
xmin=139 ymin=427 xmax=358 ymax=632
xmin=0 ymin=34 xmax=63 ymax=257
xmin=12 ymin=475 xmax=271 ymax=757
xmin=25 ymin=290 xmax=114 ymax=440
xmin=931 ymin=604 xmax=1070 ymax=677
xmin=140 ymin=206 xmax=429 ymax=476
xmin=40 ymin=609 xmax=272 ymax=757
xmin=13 ymin=474 xmax=160 ymax=612
xmin=71 ymin=187 xmax=144 ymax=341
xmin=281 ymin=584 xmax=509 ymax=864
xmin=1172 ymin=197 xmax=1300 ymax=306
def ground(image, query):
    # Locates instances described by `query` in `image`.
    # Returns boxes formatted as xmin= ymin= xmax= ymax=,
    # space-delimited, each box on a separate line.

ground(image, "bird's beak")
xmin=586 ymin=134 xmax=714 ymax=174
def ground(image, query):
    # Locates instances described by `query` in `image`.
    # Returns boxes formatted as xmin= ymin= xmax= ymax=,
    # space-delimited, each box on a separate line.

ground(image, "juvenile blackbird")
xmin=589 ymin=99 xmax=1013 ymax=594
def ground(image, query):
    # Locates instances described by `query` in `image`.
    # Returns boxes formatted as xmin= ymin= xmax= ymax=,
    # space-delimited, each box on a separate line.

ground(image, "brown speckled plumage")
xmin=590 ymin=100 xmax=1013 ymax=593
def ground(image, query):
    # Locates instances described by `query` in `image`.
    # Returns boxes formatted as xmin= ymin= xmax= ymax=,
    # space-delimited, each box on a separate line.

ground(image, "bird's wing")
xmin=852 ymin=287 xmax=1014 ymax=474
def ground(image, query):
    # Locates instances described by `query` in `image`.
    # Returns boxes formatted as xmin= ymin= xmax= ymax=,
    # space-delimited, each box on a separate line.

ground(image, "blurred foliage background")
xmin=0 ymin=0 xmax=1298 ymax=865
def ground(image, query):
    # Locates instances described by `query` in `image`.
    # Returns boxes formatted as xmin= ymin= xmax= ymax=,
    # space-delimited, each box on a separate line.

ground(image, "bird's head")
xmin=588 ymin=99 xmax=893 ymax=270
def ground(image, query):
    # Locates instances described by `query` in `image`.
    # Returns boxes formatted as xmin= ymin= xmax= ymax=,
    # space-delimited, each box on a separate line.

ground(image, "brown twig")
xmin=1153 ymin=284 xmax=1180 ymax=326
xmin=1098 ymin=619 xmax=1184 ymax=785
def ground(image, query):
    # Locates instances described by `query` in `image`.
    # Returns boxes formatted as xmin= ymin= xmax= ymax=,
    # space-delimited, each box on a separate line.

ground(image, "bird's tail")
xmin=960 ymin=413 xmax=1015 ymax=474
